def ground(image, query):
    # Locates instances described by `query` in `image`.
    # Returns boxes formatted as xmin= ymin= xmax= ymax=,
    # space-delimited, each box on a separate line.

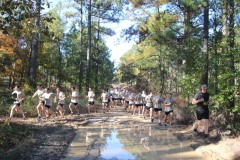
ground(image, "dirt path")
xmin=1 ymin=106 xmax=239 ymax=160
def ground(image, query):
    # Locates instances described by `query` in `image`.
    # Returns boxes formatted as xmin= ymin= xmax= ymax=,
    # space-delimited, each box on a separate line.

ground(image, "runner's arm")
xmin=32 ymin=91 xmax=37 ymax=98
xmin=192 ymin=98 xmax=204 ymax=105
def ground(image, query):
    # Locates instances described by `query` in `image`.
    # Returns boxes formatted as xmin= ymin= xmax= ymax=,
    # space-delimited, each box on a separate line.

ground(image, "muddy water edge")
xmin=64 ymin=109 xmax=203 ymax=160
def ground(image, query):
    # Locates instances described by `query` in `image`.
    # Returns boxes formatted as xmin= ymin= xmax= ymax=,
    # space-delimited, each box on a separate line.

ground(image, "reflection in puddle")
xmin=101 ymin=131 xmax=136 ymax=160
xmin=65 ymin=124 xmax=202 ymax=160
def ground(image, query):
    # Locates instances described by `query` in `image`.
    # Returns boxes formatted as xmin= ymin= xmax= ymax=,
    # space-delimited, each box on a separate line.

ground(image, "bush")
xmin=0 ymin=122 xmax=35 ymax=154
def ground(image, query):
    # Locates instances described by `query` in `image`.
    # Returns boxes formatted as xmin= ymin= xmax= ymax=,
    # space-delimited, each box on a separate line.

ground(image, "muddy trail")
xmin=1 ymin=106 xmax=240 ymax=160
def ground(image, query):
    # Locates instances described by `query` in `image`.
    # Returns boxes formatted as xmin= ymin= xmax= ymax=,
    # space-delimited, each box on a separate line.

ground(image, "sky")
xmin=46 ymin=0 xmax=135 ymax=66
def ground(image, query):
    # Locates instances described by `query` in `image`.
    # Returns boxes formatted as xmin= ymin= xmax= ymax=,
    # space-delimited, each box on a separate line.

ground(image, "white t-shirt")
xmin=71 ymin=91 xmax=78 ymax=103
xmin=101 ymin=92 xmax=108 ymax=102
xmin=124 ymin=91 xmax=130 ymax=101
xmin=57 ymin=92 xmax=65 ymax=104
xmin=88 ymin=91 xmax=95 ymax=102
xmin=32 ymin=89 xmax=44 ymax=100
xmin=128 ymin=93 xmax=135 ymax=104
xmin=141 ymin=93 xmax=147 ymax=103
xmin=153 ymin=96 xmax=163 ymax=108
xmin=134 ymin=94 xmax=142 ymax=104
xmin=12 ymin=91 xmax=24 ymax=104
xmin=42 ymin=93 xmax=54 ymax=106
xmin=145 ymin=94 xmax=153 ymax=107
xmin=164 ymin=98 xmax=175 ymax=112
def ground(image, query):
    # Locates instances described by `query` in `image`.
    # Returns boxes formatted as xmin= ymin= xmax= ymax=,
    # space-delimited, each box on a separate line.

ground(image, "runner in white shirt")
xmin=144 ymin=92 xmax=154 ymax=122
xmin=69 ymin=87 xmax=80 ymax=115
xmin=112 ymin=89 xmax=118 ymax=107
xmin=32 ymin=84 xmax=45 ymax=121
xmin=86 ymin=88 xmax=95 ymax=114
xmin=9 ymin=85 xmax=26 ymax=119
xmin=141 ymin=91 xmax=147 ymax=117
xmin=128 ymin=91 xmax=135 ymax=114
xmin=41 ymin=88 xmax=55 ymax=118
xmin=153 ymin=91 xmax=164 ymax=125
xmin=106 ymin=89 xmax=111 ymax=111
xmin=56 ymin=87 xmax=66 ymax=118
xmin=124 ymin=89 xmax=130 ymax=111
xmin=133 ymin=92 xmax=142 ymax=116
xmin=101 ymin=89 xmax=109 ymax=113
xmin=163 ymin=93 xmax=176 ymax=126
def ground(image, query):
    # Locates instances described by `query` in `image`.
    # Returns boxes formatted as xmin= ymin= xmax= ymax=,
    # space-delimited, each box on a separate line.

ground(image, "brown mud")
xmin=0 ymin=106 xmax=239 ymax=160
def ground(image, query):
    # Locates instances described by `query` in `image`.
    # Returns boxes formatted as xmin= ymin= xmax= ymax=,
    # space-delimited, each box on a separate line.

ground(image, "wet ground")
xmin=64 ymin=107 xmax=202 ymax=160
xmin=2 ymin=106 xmax=239 ymax=160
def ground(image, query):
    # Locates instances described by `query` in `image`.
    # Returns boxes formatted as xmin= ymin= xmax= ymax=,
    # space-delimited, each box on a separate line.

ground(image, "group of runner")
xmin=106 ymin=88 xmax=176 ymax=126
xmin=8 ymin=84 xmax=211 ymax=142
xmin=9 ymin=85 xmax=176 ymax=126
xmin=9 ymin=84 xmax=96 ymax=122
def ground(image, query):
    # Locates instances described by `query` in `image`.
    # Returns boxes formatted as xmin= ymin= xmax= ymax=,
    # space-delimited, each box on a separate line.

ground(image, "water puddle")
xmin=65 ymin=124 xmax=202 ymax=160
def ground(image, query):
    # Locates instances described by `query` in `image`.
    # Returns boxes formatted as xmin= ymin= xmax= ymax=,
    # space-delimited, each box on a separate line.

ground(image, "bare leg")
xmin=16 ymin=107 xmax=25 ymax=118
xmin=9 ymin=105 xmax=16 ymax=118
xmin=192 ymin=120 xmax=201 ymax=131
xmin=75 ymin=105 xmax=80 ymax=115
xmin=57 ymin=105 xmax=64 ymax=117
xmin=202 ymin=119 xmax=209 ymax=134
xmin=142 ymin=107 xmax=145 ymax=116
xmin=69 ymin=103 xmax=74 ymax=114
xmin=138 ymin=107 xmax=141 ymax=116
xmin=45 ymin=108 xmax=50 ymax=118
xmin=88 ymin=104 xmax=91 ymax=114
xmin=133 ymin=106 xmax=136 ymax=115
xmin=150 ymin=108 xmax=153 ymax=122
xmin=164 ymin=114 xmax=168 ymax=125
xmin=158 ymin=111 xmax=161 ymax=124
xmin=102 ymin=104 xmax=105 ymax=113
xmin=37 ymin=103 xmax=43 ymax=117
xmin=169 ymin=112 xmax=173 ymax=125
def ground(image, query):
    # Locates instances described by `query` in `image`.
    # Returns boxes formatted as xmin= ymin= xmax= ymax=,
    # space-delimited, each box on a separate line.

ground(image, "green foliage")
xmin=22 ymin=96 xmax=38 ymax=117
xmin=0 ymin=91 xmax=12 ymax=115
xmin=0 ymin=0 xmax=35 ymax=33
xmin=118 ymin=0 xmax=240 ymax=132
xmin=0 ymin=122 xmax=35 ymax=154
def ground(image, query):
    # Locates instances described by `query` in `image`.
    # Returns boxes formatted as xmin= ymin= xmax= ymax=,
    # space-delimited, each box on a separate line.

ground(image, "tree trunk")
xmin=78 ymin=0 xmax=84 ymax=91
xmin=222 ymin=0 xmax=228 ymax=36
xmin=95 ymin=5 xmax=101 ymax=92
xmin=202 ymin=0 xmax=209 ymax=85
xmin=58 ymin=39 xmax=62 ymax=86
xmin=228 ymin=0 xmax=235 ymax=109
xmin=86 ymin=0 xmax=92 ymax=91
xmin=29 ymin=0 xmax=41 ymax=87
xmin=213 ymin=0 xmax=219 ymax=94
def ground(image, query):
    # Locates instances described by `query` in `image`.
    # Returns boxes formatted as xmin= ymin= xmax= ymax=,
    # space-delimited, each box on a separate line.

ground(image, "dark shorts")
xmin=58 ymin=103 xmax=64 ymax=107
xmin=112 ymin=98 xmax=117 ymax=101
xmin=45 ymin=105 xmax=51 ymax=109
xmin=135 ymin=104 xmax=142 ymax=107
xmin=102 ymin=101 xmax=108 ymax=105
xmin=39 ymin=100 xmax=45 ymax=105
xmin=165 ymin=110 xmax=173 ymax=115
xmin=14 ymin=103 xmax=21 ymax=107
xmin=129 ymin=102 xmax=134 ymax=106
xmin=71 ymin=102 xmax=78 ymax=106
xmin=154 ymin=108 xmax=162 ymax=112
xmin=125 ymin=100 xmax=129 ymax=104
xmin=145 ymin=106 xmax=153 ymax=110
xmin=196 ymin=107 xmax=209 ymax=120
xmin=88 ymin=101 xmax=94 ymax=105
